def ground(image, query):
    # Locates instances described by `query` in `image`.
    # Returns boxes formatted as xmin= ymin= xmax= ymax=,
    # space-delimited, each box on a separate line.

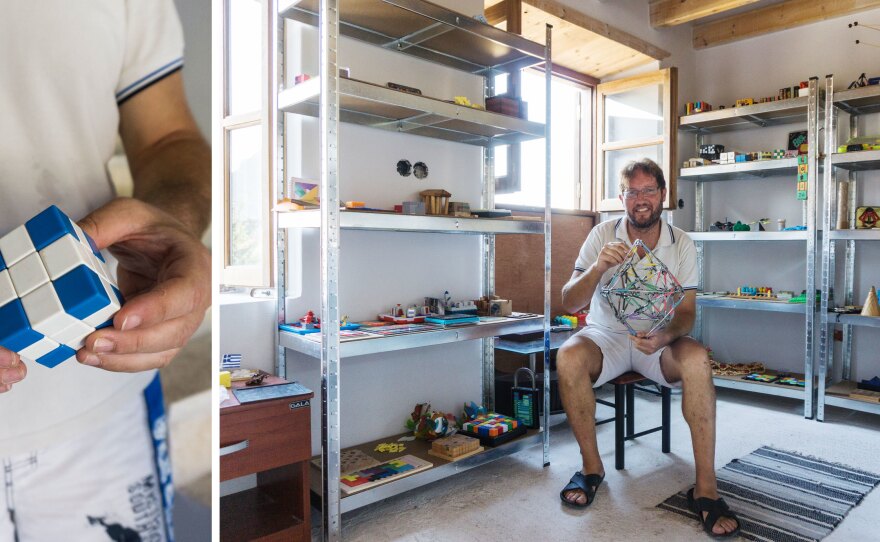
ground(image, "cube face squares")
xmin=0 ymin=207 xmax=121 ymax=368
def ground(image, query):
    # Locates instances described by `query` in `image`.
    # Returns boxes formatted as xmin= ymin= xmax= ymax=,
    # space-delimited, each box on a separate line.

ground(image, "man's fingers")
xmin=0 ymin=364 xmax=26 ymax=386
xmin=0 ymin=383 xmax=11 ymax=393
xmin=0 ymin=348 xmax=20 ymax=369
xmin=77 ymin=198 xmax=157 ymax=250
xmin=82 ymin=313 xmax=204 ymax=356
xmin=76 ymin=349 xmax=181 ymax=373
xmin=113 ymin=276 xmax=209 ymax=331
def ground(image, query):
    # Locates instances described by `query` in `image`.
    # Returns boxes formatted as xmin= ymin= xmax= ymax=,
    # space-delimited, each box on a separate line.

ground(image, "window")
xmin=217 ymin=0 xmax=271 ymax=286
xmin=595 ymin=68 xmax=677 ymax=211
xmin=495 ymin=70 xmax=593 ymax=210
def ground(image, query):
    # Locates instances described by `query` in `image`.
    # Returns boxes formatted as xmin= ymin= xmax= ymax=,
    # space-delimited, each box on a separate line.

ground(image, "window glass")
xmin=227 ymin=0 xmax=262 ymax=115
xmin=228 ymin=125 xmax=263 ymax=266
xmin=605 ymin=86 xmax=662 ymax=142
xmin=495 ymin=71 xmax=588 ymax=209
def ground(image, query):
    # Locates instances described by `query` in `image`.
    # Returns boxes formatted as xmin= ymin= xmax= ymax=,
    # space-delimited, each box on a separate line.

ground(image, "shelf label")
xmin=290 ymin=399 xmax=310 ymax=410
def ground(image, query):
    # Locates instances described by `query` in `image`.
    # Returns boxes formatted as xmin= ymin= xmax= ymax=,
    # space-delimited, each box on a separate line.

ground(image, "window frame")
xmin=494 ymin=70 xmax=596 ymax=212
xmin=594 ymin=67 xmax=677 ymax=212
xmin=216 ymin=0 xmax=272 ymax=286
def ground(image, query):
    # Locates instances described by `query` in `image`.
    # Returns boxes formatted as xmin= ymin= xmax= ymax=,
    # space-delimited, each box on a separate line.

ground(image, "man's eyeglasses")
xmin=621 ymin=186 xmax=661 ymax=200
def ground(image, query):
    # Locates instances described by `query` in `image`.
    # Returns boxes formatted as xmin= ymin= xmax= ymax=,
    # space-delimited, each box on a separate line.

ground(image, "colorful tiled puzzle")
xmin=0 ymin=206 xmax=122 ymax=368
xmin=461 ymin=413 xmax=519 ymax=437
xmin=339 ymin=455 xmax=432 ymax=495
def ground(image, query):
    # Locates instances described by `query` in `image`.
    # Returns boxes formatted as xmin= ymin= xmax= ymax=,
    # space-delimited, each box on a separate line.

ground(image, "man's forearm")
xmin=130 ymin=132 xmax=211 ymax=237
xmin=562 ymin=264 xmax=603 ymax=313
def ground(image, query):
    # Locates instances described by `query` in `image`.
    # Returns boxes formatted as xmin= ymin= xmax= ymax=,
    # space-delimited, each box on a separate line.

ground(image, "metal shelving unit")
xmin=680 ymin=81 xmax=821 ymax=416
xmin=818 ymin=77 xmax=880 ymax=421
xmin=271 ymin=1 xmax=552 ymax=539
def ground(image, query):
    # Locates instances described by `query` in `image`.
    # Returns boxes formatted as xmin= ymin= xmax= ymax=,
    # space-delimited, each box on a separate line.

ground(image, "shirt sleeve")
xmin=574 ymin=227 xmax=602 ymax=273
xmin=677 ymin=234 xmax=699 ymax=290
xmin=116 ymin=0 xmax=185 ymax=104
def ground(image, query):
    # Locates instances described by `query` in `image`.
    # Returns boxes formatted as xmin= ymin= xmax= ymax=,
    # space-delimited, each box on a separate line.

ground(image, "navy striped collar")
xmin=614 ymin=217 xmax=675 ymax=247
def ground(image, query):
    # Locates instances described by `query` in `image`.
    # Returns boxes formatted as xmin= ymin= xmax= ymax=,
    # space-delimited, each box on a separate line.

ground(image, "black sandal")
xmin=686 ymin=488 xmax=742 ymax=538
xmin=559 ymin=472 xmax=604 ymax=508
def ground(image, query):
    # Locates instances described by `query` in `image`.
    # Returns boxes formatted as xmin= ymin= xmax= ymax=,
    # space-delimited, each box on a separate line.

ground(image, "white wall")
xmin=677 ymin=9 xmax=880 ymax=380
xmin=175 ymin=0 xmax=212 ymax=138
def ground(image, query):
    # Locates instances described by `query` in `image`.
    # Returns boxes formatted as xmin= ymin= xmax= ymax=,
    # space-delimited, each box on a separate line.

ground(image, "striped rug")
xmin=657 ymin=446 xmax=880 ymax=542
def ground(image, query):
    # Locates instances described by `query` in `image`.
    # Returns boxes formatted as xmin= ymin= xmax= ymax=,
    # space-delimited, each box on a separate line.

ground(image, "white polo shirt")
xmin=574 ymin=217 xmax=699 ymax=333
xmin=0 ymin=0 xmax=184 ymax=455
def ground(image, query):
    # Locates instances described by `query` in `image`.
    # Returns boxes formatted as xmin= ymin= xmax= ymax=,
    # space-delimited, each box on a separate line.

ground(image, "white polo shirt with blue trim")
xmin=574 ymin=217 xmax=699 ymax=333
xmin=0 ymin=0 xmax=184 ymax=455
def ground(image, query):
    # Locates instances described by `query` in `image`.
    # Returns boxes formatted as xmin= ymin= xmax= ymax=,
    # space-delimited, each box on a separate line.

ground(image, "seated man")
xmin=557 ymin=158 xmax=740 ymax=538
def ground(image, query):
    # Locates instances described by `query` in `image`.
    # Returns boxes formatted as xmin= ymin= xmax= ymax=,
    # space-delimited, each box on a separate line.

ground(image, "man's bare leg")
xmin=660 ymin=337 xmax=738 ymax=535
xmin=557 ymin=336 xmax=605 ymax=505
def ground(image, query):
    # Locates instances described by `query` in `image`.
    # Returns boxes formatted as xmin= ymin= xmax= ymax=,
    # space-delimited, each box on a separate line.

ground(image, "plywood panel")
xmin=495 ymin=210 xmax=596 ymax=317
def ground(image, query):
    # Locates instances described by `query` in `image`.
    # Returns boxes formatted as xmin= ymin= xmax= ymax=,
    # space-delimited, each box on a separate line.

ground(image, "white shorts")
xmin=0 ymin=375 xmax=173 ymax=542
xmin=574 ymin=325 xmax=681 ymax=389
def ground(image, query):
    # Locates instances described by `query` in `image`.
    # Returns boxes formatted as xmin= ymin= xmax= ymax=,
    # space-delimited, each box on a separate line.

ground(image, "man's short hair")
xmin=619 ymin=158 xmax=666 ymax=191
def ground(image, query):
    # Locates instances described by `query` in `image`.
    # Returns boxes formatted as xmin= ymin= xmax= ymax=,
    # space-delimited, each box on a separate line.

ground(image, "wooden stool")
xmin=596 ymin=371 xmax=671 ymax=470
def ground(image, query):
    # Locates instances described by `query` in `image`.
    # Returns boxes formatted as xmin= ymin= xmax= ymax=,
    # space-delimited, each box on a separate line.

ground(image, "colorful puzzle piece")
xmin=461 ymin=413 xmax=519 ymax=437
xmin=374 ymin=442 xmax=406 ymax=453
xmin=0 ymin=206 xmax=122 ymax=368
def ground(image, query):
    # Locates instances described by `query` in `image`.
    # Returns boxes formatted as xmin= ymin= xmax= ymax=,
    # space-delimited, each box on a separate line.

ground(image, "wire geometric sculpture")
xmin=600 ymin=239 xmax=685 ymax=336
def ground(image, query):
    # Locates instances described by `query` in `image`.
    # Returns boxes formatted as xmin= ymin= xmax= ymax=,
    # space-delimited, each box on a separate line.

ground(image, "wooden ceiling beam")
xmin=649 ymin=0 xmax=761 ymax=27
xmin=525 ymin=0 xmax=670 ymax=59
xmin=694 ymin=0 xmax=880 ymax=49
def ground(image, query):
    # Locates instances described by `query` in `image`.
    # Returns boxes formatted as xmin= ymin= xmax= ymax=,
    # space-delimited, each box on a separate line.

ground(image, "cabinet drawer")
xmin=220 ymin=399 xmax=311 ymax=481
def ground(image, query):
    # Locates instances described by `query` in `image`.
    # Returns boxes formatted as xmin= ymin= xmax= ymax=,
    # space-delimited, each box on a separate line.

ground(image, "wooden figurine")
xmin=861 ymin=286 xmax=880 ymax=317
xmin=419 ymin=189 xmax=451 ymax=215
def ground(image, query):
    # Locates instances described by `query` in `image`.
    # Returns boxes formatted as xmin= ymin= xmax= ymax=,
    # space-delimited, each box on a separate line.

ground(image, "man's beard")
xmin=627 ymin=203 xmax=662 ymax=230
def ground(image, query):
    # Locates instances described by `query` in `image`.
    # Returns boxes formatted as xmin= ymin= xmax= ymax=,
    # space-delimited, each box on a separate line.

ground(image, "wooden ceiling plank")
xmin=524 ymin=0 xmax=671 ymax=60
xmin=649 ymin=0 xmax=761 ymax=27
xmin=693 ymin=0 xmax=880 ymax=49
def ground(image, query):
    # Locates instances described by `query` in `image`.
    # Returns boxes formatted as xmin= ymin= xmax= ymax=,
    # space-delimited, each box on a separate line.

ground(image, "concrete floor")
xmin=314 ymin=386 xmax=880 ymax=541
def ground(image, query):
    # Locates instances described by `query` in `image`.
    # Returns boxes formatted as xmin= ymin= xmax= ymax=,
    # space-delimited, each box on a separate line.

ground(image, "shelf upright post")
xmin=318 ymin=0 xmax=342 ymax=536
xmin=841 ymin=112 xmax=860 ymax=381
xmin=818 ymin=75 xmax=836 ymax=422
xmin=541 ymin=23 xmax=552 ymax=467
xmin=482 ymin=72 xmax=496 ymax=412
xmin=694 ymin=132 xmax=704 ymax=341
xmin=271 ymin=0 xmax=287 ymax=379
xmin=803 ymin=76 xmax=820 ymax=419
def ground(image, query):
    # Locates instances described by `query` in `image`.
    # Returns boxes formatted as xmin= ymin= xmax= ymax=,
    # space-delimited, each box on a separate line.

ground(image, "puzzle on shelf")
xmin=339 ymin=455 xmax=432 ymax=495
xmin=428 ymin=434 xmax=483 ymax=462
xmin=0 ymin=206 xmax=122 ymax=368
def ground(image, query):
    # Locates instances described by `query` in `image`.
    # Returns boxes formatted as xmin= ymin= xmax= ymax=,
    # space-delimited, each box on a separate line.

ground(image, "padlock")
xmin=512 ymin=367 xmax=539 ymax=428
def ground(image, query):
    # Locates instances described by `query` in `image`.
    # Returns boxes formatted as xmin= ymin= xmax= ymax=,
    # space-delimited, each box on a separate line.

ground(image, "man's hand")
xmin=75 ymin=198 xmax=210 ymax=372
xmin=630 ymin=329 xmax=673 ymax=355
xmin=593 ymin=241 xmax=630 ymax=275
xmin=0 ymin=349 xmax=26 ymax=393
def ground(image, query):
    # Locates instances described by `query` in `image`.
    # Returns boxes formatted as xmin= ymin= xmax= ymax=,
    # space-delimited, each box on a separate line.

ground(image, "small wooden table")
xmin=220 ymin=376 xmax=313 ymax=541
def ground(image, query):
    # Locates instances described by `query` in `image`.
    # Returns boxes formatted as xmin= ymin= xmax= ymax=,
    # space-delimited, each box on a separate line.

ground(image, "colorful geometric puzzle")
xmin=461 ymin=414 xmax=519 ymax=437
xmin=0 ymin=206 xmax=122 ymax=368
xmin=339 ymin=455 xmax=432 ymax=495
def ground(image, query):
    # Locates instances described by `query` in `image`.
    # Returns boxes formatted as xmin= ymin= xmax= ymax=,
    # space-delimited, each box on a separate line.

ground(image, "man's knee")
xmin=672 ymin=337 xmax=711 ymax=375
xmin=557 ymin=339 xmax=602 ymax=383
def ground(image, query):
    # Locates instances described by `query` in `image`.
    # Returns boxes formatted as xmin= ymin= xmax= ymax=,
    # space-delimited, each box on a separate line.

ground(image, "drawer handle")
xmin=220 ymin=440 xmax=249 ymax=456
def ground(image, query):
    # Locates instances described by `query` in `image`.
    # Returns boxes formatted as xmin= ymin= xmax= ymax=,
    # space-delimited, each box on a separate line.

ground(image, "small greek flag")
xmin=221 ymin=354 xmax=241 ymax=370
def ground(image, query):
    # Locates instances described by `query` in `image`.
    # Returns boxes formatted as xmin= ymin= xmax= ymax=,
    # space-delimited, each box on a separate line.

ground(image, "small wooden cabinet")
xmin=220 ymin=377 xmax=313 ymax=541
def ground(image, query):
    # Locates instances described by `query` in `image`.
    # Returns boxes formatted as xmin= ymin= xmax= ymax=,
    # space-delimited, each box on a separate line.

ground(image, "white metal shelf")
xmin=826 ymin=229 xmax=880 ymax=240
xmin=680 ymin=97 xmax=809 ymax=133
xmin=833 ymin=84 xmax=880 ymax=116
xmin=280 ymin=77 xmax=544 ymax=146
xmin=828 ymin=150 xmax=880 ymax=171
xmin=679 ymin=158 xmax=799 ymax=182
xmin=281 ymin=315 xmax=543 ymax=358
xmin=824 ymin=395 xmax=880 ymax=415
xmin=829 ymin=314 xmax=880 ymax=329
xmin=689 ymin=231 xmax=809 ymax=241
xmin=697 ymin=297 xmax=808 ymax=313
xmin=712 ymin=376 xmax=805 ymax=399
xmin=278 ymin=209 xmax=543 ymax=233
xmin=281 ymin=0 xmax=546 ymax=74
xmin=309 ymin=420 xmax=561 ymax=513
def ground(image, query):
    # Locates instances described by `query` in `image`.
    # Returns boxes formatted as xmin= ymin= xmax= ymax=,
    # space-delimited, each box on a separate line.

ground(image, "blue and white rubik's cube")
xmin=0 ymin=206 xmax=122 ymax=368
